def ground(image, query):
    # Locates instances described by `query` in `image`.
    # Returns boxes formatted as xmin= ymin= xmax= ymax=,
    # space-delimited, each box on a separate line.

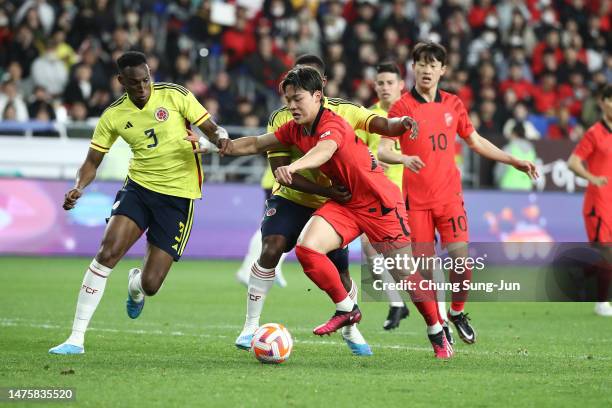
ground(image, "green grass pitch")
xmin=1 ymin=256 xmax=611 ymax=407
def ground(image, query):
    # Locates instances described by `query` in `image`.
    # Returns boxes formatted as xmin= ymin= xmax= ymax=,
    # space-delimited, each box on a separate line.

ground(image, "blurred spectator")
xmin=547 ymin=107 xmax=579 ymax=140
xmin=0 ymin=80 xmax=29 ymax=121
xmin=503 ymin=102 xmax=541 ymax=140
xmin=8 ymin=25 xmax=38 ymax=78
xmin=499 ymin=61 xmax=533 ymax=102
xmin=28 ymin=86 xmax=56 ymax=121
xmin=30 ymin=37 xmax=69 ymax=97
xmin=532 ymin=72 xmax=558 ymax=115
xmin=245 ymin=35 xmax=288 ymax=91
xmin=495 ymin=123 xmax=535 ymax=191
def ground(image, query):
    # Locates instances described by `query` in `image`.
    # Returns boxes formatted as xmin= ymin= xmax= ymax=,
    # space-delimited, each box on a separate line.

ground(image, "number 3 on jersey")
xmin=145 ymin=128 xmax=158 ymax=148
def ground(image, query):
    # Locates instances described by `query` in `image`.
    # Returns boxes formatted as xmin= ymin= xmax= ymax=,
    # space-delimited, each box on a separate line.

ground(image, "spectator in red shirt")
xmin=499 ymin=61 xmax=534 ymax=102
xmin=532 ymin=72 xmax=559 ymax=114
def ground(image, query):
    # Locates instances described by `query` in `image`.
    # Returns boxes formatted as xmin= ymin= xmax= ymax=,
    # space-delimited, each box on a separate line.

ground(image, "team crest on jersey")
xmin=266 ymin=208 xmax=277 ymax=217
xmin=155 ymin=107 xmax=169 ymax=122
xmin=444 ymin=112 xmax=453 ymax=127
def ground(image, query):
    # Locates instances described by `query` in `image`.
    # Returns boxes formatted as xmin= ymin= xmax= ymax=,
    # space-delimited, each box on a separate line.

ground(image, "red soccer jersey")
xmin=387 ymin=88 xmax=475 ymax=210
xmin=274 ymin=107 xmax=402 ymax=209
xmin=572 ymin=120 xmax=612 ymax=213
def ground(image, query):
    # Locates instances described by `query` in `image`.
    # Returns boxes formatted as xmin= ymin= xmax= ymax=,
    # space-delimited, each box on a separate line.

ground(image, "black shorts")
xmin=260 ymin=195 xmax=349 ymax=272
xmin=110 ymin=178 xmax=194 ymax=261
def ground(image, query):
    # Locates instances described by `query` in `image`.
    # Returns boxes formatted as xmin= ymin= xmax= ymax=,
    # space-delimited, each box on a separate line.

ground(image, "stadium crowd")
xmin=0 ymin=1 xmax=610 ymax=160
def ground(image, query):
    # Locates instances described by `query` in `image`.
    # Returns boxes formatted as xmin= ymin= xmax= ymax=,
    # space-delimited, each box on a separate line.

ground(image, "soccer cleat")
xmin=341 ymin=325 xmax=373 ymax=356
xmin=383 ymin=304 xmax=409 ymax=330
xmin=48 ymin=343 xmax=84 ymax=355
xmin=313 ymin=306 xmax=362 ymax=336
xmin=594 ymin=302 xmax=612 ymax=317
xmin=443 ymin=322 xmax=455 ymax=345
xmin=449 ymin=311 xmax=476 ymax=344
xmin=126 ymin=268 xmax=145 ymax=319
xmin=235 ymin=328 xmax=257 ymax=351
xmin=428 ymin=330 xmax=453 ymax=359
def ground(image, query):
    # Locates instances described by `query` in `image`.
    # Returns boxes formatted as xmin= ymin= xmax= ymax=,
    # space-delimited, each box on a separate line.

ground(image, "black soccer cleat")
xmin=443 ymin=323 xmax=455 ymax=345
xmin=448 ymin=311 xmax=476 ymax=344
xmin=383 ymin=304 xmax=409 ymax=330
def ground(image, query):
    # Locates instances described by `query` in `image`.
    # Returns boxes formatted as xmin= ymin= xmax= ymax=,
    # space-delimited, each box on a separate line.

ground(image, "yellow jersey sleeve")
xmin=266 ymin=107 xmax=292 ymax=159
xmin=325 ymin=98 xmax=379 ymax=132
xmin=178 ymin=90 xmax=210 ymax=126
xmin=90 ymin=109 xmax=118 ymax=153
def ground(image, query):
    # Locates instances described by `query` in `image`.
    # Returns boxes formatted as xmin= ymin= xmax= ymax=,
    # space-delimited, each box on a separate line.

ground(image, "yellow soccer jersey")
xmin=260 ymin=164 xmax=275 ymax=190
xmin=355 ymin=102 xmax=403 ymax=189
xmin=90 ymin=83 xmax=210 ymax=199
xmin=267 ymin=97 xmax=379 ymax=208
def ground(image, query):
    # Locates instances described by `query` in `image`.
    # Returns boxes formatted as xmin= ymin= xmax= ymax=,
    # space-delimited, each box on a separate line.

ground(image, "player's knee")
xmin=96 ymin=244 xmax=124 ymax=267
xmin=260 ymin=237 xmax=286 ymax=266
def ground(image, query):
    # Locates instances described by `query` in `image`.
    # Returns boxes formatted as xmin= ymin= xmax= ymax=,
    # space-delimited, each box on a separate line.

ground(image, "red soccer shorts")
xmin=408 ymin=200 xmax=469 ymax=256
xmin=314 ymin=200 xmax=411 ymax=253
xmin=583 ymin=206 xmax=612 ymax=243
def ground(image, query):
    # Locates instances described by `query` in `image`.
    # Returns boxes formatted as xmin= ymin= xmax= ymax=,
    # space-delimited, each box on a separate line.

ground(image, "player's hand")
xmin=184 ymin=129 xmax=210 ymax=153
xmin=402 ymin=155 xmax=425 ymax=173
xmin=63 ymin=188 xmax=82 ymax=210
xmin=401 ymin=116 xmax=418 ymax=140
xmin=274 ymin=165 xmax=294 ymax=185
xmin=590 ymin=175 xmax=608 ymax=187
xmin=326 ymin=185 xmax=352 ymax=204
xmin=512 ymin=159 xmax=539 ymax=180
xmin=217 ymin=138 xmax=232 ymax=156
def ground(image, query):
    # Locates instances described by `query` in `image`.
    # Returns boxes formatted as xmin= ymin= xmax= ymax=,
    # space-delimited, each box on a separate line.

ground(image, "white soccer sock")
xmin=368 ymin=254 xmax=404 ymax=306
xmin=236 ymin=229 xmax=263 ymax=281
xmin=427 ymin=322 xmax=443 ymax=335
xmin=335 ymin=295 xmax=354 ymax=312
xmin=128 ymin=270 xmax=145 ymax=302
xmin=277 ymin=251 xmax=288 ymax=274
xmin=341 ymin=322 xmax=367 ymax=344
xmin=244 ymin=261 xmax=275 ymax=331
xmin=449 ymin=306 xmax=463 ymax=316
xmin=348 ymin=279 xmax=358 ymax=302
xmin=67 ymin=260 xmax=113 ymax=346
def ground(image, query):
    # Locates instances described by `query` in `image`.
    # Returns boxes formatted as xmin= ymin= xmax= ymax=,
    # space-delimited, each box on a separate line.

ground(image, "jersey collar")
xmin=303 ymin=104 xmax=326 ymax=136
xmin=601 ymin=119 xmax=612 ymax=134
xmin=411 ymin=86 xmax=442 ymax=104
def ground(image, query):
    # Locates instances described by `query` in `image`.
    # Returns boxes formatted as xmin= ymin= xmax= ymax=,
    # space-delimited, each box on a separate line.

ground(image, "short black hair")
xmin=599 ymin=84 xmax=612 ymax=100
xmin=116 ymin=51 xmax=147 ymax=71
xmin=294 ymin=54 xmax=325 ymax=76
xmin=280 ymin=66 xmax=323 ymax=95
xmin=512 ymin=123 xmax=526 ymax=139
xmin=376 ymin=61 xmax=401 ymax=76
xmin=412 ymin=41 xmax=447 ymax=66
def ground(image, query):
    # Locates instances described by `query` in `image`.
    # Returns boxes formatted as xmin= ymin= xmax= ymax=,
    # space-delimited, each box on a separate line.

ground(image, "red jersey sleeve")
xmin=573 ymin=130 xmax=595 ymax=161
xmin=455 ymin=98 xmax=475 ymax=139
xmin=317 ymin=124 xmax=345 ymax=149
xmin=273 ymin=121 xmax=294 ymax=146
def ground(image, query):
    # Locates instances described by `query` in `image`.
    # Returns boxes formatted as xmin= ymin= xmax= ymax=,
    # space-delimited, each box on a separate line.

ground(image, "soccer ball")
xmin=251 ymin=323 xmax=293 ymax=364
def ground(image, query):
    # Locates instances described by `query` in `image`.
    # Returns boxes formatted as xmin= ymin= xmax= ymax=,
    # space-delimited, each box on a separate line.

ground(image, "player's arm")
xmin=185 ymin=131 xmax=284 ymax=156
xmin=378 ymin=138 xmax=425 ymax=173
xmin=63 ymin=148 xmax=105 ymax=210
xmin=269 ymin=155 xmax=351 ymax=203
xmin=567 ymin=154 xmax=608 ymax=186
xmin=465 ymin=130 xmax=539 ymax=180
xmin=196 ymin=117 xmax=231 ymax=153
xmin=369 ymin=115 xmax=418 ymax=139
xmin=274 ymin=140 xmax=337 ymax=185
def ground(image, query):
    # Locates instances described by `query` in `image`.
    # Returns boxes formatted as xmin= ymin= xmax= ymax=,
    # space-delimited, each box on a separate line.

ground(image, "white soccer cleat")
xmin=48 ymin=343 xmax=84 ymax=355
xmin=341 ymin=324 xmax=372 ymax=356
xmin=594 ymin=302 xmax=612 ymax=317
xmin=235 ymin=327 xmax=258 ymax=350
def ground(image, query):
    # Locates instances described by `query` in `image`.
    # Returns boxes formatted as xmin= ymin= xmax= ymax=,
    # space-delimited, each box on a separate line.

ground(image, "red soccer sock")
xmin=403 ymin=272 xmax=439 ymax=326
xmin=450 ymin=266 xmax=472 ymax=313
xmin=295 ymin=245 xmax=349 ymax=303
